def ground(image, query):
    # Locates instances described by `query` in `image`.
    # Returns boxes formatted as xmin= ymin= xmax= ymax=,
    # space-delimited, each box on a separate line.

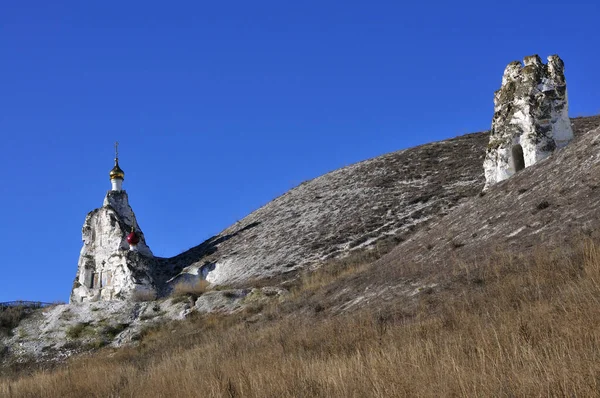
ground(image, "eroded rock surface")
xmin=0 ymin=286 xmax=288 ymax=364
xmin=483 ymin=54 xmax=573 ymax=190
xmin=70 ymin=191 xmax=156 ymax=303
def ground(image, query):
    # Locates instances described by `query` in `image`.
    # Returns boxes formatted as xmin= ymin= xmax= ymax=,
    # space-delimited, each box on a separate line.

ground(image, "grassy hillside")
xmin=2 ymin=236 xmax=600 ymax=397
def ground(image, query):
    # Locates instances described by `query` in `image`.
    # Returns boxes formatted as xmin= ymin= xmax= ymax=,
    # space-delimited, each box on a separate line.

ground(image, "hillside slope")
xmin=162 ymin=116 xmax=600 ymax=288
xmin=313 ymin=115 xmax=600 ymax=310
xmin=160 ymin=131 xmax=488 ymax=286
xmin=379 ymin=116 xmax=600 ymax=272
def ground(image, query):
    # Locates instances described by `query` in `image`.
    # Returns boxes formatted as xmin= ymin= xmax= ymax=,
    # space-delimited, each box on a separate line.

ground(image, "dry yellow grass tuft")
xmin=2 ymin=239 xmax=600 ymax=397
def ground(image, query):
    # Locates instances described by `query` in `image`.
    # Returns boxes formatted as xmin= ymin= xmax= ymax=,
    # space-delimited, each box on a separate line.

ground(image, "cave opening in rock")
xmin=512 ymin=144 xmax=525 ymax=172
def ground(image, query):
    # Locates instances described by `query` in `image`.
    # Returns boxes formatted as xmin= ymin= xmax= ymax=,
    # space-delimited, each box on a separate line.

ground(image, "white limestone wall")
xmin=547 ymin=55 xmax=572 ymax=149
xmin=483 ymin=147 xmax=511 ymax=186
xmin=103 ymin=191 xmax=153 ymax=257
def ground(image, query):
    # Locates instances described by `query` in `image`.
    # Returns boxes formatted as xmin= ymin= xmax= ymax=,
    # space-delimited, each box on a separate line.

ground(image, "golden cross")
xmin=115 ymin=141 xmax=119 ymax=159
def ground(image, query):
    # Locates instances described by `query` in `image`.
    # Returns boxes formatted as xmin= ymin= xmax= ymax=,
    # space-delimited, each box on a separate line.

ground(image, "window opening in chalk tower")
xmin=512 ymin=144 xmax=525 ymax=172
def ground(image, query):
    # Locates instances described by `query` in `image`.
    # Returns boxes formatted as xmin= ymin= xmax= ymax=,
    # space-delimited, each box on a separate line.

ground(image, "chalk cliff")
xmin=483 ymin=54 xmax=573 ymax=190
xmin=70 ymin=191 xmax=156 ymax=303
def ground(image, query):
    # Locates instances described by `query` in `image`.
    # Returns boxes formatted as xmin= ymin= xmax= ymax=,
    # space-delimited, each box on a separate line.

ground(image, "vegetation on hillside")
xmin=2 ymin=236 xmax=600 ymax=397
xmin=0 ymin=304 xmax=42 ymax=338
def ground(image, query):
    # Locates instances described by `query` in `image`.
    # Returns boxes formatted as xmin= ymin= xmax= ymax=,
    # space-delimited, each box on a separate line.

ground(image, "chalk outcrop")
xmin=70 ymin=191 xmax=156 ymax=303
xmin=483 ymin=54 xmax=573 ymax=190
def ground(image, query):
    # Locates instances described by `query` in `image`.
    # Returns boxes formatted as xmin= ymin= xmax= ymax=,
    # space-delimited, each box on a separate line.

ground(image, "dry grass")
xmin=3 ymin=239 xmax=600 ymax=397
xmin=297 ymin=248 xmax=384 ymax=292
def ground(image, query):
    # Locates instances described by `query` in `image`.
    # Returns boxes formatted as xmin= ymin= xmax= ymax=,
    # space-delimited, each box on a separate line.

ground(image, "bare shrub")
xmin=130 ymin=289 xmax=157 ymax=302
xmin=171 ymin=280 xmax=210 ymax=300
xmin=66 ymin=322 xmax=94 ymax=339
xmin=0 ymin=305 xmax=35 ymax=337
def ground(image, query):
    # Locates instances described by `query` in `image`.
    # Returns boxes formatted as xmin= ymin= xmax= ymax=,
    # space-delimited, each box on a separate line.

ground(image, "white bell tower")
xmin=109 ymin=141 xmax=125 ymax=191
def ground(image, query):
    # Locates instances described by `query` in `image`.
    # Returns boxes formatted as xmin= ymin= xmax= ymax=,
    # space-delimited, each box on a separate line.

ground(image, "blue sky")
xmin=1 ymin=1 xmax=599 ymax=302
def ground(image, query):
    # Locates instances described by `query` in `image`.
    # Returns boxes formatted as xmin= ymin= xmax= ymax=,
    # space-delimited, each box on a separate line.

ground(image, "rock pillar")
xmin=70 ymin=191 xmax=155 ymax=303
xmin=483 ymin=54 xmax=573 ymax=190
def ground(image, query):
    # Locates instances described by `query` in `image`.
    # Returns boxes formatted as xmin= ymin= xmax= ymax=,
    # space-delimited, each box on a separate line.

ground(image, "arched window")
xmin=512 ymin=144 xmax=525 ymax=172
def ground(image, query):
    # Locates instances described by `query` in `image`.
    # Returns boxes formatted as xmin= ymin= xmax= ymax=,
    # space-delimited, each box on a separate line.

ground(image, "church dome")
xmin=109 ymin=159 xmax=125 ymax=180
xmin=127 ymin=230 xmax=140 ymax=245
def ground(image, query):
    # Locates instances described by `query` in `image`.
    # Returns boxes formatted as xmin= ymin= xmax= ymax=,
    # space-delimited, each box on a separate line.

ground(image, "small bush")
xmin=221 ymin=290 xmax=240 ymax=299
xmin=130 ymin=289 xmax=157 ymax=302
xmin=451 ymin=240 xmax=465 ymax=249
xmin=59 ymin=309 xmax=74 ymax=321
xmin=66 ymin=322 xmax=94 ymax=339
xmin=84 ymin=339 xmax=108 ymax=350
xmin=536 ymin=200 xmax=550 ymax=210
xmin=244 ymin=302 xmax=264 ymax=315
xmin=171 ymin=280 xmax=210 ymax=300
xmin=0 ymin=305 xmax=33 ymax=337
xmin=99 ymin=323 xmax=129 ymax=340
xmin=170 ymin=295 xmax=190 ymax=304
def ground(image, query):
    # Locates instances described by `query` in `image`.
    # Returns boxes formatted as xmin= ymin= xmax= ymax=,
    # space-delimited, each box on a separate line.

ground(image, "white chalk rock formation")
xmin=483 ymin=54 xmax=573 ymax=190
xmin=70 ymin=191 xmax=156 ymax=303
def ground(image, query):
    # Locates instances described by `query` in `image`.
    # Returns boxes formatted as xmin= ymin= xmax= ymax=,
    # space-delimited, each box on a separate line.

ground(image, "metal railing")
xmin=0 ymin=301 xmax=56 ymax=308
